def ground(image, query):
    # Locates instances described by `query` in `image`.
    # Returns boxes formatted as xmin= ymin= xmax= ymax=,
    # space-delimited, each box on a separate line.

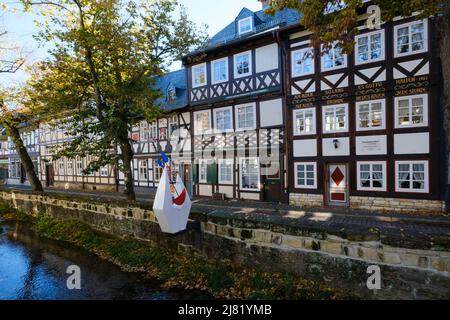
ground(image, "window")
xmin=292 ymin=48 xmax=314 ymax=77
xmin=199 ymin=159 xmax=208 ymax=183
xmin=219 ymin=159 xmax=233 ymax=184
xmin=295 ymin=162 xmax=317 ymax=189
xmin=322 ymin=42 xmax=347 ymax=71
xmin=139 ymin=160 xmax=148 ymax=180
xmin=322 ymin=104 xmax=348 ymax=133
xmin=213 ymin=107 xmax=233 ymax=132
xmin=153 ymin=161 xmax=162 ymax=182
xmin=238 ymin=17 xmax=253 ymax=35
xmin=212 ymin=58 xmax=228 ymax=84
xmin=140 ymin=121 xmax=149 ymax=141
xmin=59 ymin=160 xmax=65 ymax=176
xmin=396 ymin=161 xmax=429 ymax=193
xmin=194 ymin=110 xmax=211 ymax=135
xmin=67 ymin=160 xmax=73 ymax=175
xmin=235 ymin=103 xmax=256 ymax=131
xmin=167 ymin=84 xmax=177 ymax=102
xmin=293 ymin=108 xmax=316 ymax=135
xmin=355 ymin=30 xmax=384 ymax=64
xmin=192 ymin=63 xmax=207 ymax=88
xmin=357 ymin=162 xmax=386 ymax=191
xmin=159 ymin=127 xmax=167 ymax=140
xmin=76 ymin=158 xmax=83 ymax=175
xmin=356 ymin=100 xmax=385 ymax=131
xmin=240 ymin=157 xmax=259 ymax=191
xmin=234 ymin=51 xmax=252 ymax=78
xmin=395 ymin=94 xmax=428 ymax=128
xmin=168 ymin=115 xmax=178 ymax=137
xmin=394 ymin=19 xmax=428 ymax=57
xmin=100 ymin=166 xmax=108 ymax=177
xmin=150 ymin=122 xmax=158 ymax=140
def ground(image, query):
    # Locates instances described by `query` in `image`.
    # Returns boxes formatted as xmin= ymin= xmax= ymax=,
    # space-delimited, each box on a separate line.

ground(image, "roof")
xmin=154 ymin=69 xmax=188 ymax=112
xmin=206 ymin=7 xmax=302 ymax=50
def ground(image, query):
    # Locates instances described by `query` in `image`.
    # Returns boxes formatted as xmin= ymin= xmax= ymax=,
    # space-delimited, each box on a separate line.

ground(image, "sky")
xmin=0 ymin=0 xmax=263 ymax=86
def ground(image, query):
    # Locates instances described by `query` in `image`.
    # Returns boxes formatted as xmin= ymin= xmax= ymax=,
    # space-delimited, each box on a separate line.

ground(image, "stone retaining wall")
xmin=1 ymin=189 xmax=450 ymax=299
xmin=290 ymin=192 xmax=445 ymax=216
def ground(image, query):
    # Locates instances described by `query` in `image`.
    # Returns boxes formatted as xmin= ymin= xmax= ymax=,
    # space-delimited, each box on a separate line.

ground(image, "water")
xmin=0 ymin=221 xmax=209 ymax=300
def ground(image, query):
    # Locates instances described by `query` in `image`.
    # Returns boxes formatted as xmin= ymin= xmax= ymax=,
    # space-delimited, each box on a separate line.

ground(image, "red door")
xmin=326 ymin=164 xmax=349 ymax=207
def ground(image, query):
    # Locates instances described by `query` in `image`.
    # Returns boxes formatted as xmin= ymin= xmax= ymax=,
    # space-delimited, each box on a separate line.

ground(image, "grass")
xmin=1 ymin=205 xmax=355 ymax=300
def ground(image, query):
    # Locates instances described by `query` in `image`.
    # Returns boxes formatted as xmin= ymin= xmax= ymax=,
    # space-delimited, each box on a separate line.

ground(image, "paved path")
xmin=2 ymin=184 xmax=450 ymax=249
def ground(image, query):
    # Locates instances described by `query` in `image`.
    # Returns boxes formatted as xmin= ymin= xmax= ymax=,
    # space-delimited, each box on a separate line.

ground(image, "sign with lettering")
xmin=356 ymin=135 xmax=387 ymax=155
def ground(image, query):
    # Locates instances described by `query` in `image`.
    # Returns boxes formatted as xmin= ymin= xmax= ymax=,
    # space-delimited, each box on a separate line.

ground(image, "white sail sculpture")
xmin=152 ymin=164 xmax=192 ymax=234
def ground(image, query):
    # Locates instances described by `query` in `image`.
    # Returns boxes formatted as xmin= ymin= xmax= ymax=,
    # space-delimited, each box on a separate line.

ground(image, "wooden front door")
xmin=263 ymin=161 xmax=283 ymax=203
xmin=182 ymin=163 xmax=192 ymax=197
xmin=326 ymin=163 xmax=349 ymax=207
xmin=46 ymin=164 xmax=54 ymax=187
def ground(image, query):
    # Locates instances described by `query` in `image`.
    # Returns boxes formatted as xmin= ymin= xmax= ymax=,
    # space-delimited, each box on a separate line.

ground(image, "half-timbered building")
xmin=285 ymin=10 xmax=446 ymax=213
xmin=182 ymin=3 xmax=301 ymax=202
xmin=38 ymin=121 xmax=117 ymax=192
xmin=123 ymin=69 xmax=193 ymax=194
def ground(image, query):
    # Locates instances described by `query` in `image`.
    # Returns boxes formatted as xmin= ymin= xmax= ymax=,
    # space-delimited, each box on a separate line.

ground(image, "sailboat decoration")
xmin=152 ymin=151 xmax=192 ymax=234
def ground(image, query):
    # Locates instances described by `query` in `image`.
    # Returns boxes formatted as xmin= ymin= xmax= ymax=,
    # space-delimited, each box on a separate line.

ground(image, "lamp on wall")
xmin=333 ymin=139 xmax=340 ymax=149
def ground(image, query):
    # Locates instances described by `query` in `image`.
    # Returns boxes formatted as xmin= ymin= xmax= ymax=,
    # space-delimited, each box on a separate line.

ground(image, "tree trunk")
xmin=119 ymin=139 xmax=136 ymax=201
xmin=5 ymin=124 xmax=43 ymax=192
xmin=439 ymin=2 xmax=450 ymax=210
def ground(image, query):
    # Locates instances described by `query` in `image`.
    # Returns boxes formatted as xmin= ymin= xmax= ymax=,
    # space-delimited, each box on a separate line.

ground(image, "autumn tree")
xmin=20 ymin=0 xmax=208 ymax=200
xmin=0 ymin=14 xmax=43 ymax=192
xmin=267 ymin=0 xmax=450 ymax=197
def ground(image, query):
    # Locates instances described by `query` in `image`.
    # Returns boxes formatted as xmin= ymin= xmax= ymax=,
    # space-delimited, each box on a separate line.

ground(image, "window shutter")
xmin=207 ymin=162 xmax=218 ymax=185
xmin=192 ymin=164 xmax=198 ymax=184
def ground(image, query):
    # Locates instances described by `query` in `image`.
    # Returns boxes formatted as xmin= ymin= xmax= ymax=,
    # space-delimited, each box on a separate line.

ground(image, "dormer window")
xmin=167 ymin=84 xmax=176 ymax=102
xmin=238 ymin=17 xmax=253 ymax=35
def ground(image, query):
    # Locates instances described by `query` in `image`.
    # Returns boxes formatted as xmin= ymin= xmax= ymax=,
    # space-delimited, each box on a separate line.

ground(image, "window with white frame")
xmin=322 ymin=42 xmax=347 ymax=71
xmin=292 ymin=48 xmax=314 ymax=77
xmin=357 ymin=162 xmax=386 ymax=191
xmin=213 ymin=107 xmax=233 ymax=132
xmin=396 ymin=161 xmax=429 ymax=193
xmin=293 ymin=108 xmax=316 ymax=135
xmin=235 ymin=103 xmax=256 ymax=131
xmin=238 ymin=17 xmax=253 ymax=35
xmin=234 ymin=51 xmax=252 ymax=78
xmin=140 ymin=121 xmax=149 ymax=141
xmin=100 ymin=166 xmax=108 ymax=177
xmin=212 ymin=58 xmax=228 ymax=84
xmin=219 ymin=159 xmax=233 ymax=184
xmin=168 ymin=115 xmax=178 ymax=137
xmin=356 ymin=100 xmax=385 ymax=131
xmin=295 ymin=162 xmax=317 ymax=189
xmin=67 ymin=160 xmax=73 ymax=175
xmin=76 ymin=158 xmax=83 ymax=175
xmin=395 ymin=19 xmax=428 ymax=57
xmin=198 ymin=159 xmax=208 ymax=183
xmin=153 ymin=161 xmax=162 ymax=182
xmin=240 ymin=157 xmax=259 ymax=191
xmin=150 ymin=122 xmax=158 ymax=140
xmin=59 ymin=160 xmax=65 ymax=176
xmin=322 ymin=104 xmax=348 ymax=133
xmin=139 ymin=160 xmax=147 ymax=180
xmin=355 ymin=30 xmax=384 ymax=64
xmin=194 ymin=110 xmax=211 ymax=135
xmin=395 ymin=94 xmax=428 ymax=128
xmin=192 ymin=63 xmax=207 ymax=88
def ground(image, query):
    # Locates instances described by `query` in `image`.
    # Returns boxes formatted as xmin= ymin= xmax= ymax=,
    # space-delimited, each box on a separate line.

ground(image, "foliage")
xmin=266 ymin=0 xmax=445 ymax=53
xmin=28 ymin=211 xmax=353 ymax=299
xmin=19 ymin=0 xmax=208 ymax=198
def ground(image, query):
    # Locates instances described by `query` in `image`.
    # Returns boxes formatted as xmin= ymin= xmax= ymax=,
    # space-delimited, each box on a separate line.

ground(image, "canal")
xmin=0 ymin=220 xmax=209 ymax=300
